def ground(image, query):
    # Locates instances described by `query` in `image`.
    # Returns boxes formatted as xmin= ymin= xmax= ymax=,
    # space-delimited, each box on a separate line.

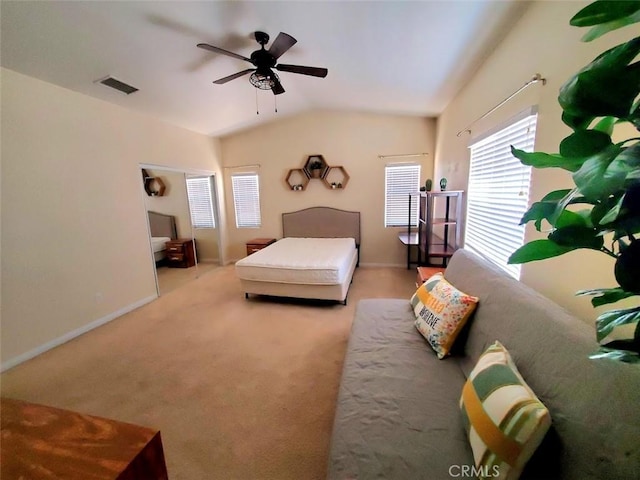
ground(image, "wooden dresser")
xmin=165 ymin=238 xmax=196 ymax=268
xmin=246 ymin=238 xmax=276 ymax=256
xmin=0 ymin=397 xmax=169 ymax=480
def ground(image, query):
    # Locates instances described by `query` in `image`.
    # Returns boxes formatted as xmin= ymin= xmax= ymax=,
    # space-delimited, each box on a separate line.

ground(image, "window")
xmin=465 ymin=111 xmax=538 ymax=279
xmin=231 ymin=173 xmax=261 ymax=228
xmin=385 ymin=163 xmax=421 ymax=227
xmin=185 ymin=176 xmax=216 ymax=229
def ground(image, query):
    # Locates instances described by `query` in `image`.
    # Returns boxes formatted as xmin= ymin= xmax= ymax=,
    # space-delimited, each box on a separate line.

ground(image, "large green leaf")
xmin=575 ymin=37 xmax=640 ymax=73
xmin=576 ymin=287 xmax=638 ymax=307
xmin=617 ymin=143 xmax=640 ymax=168
xmin=555 ymin=210 xmax=588 ymax=229
xmin=570 ymin=1 xmax=640 ymax=27
xmin=520 ymin=202 xmax=556 ymax=231
xmin=562 ymin=111 xmax=594 ymax=130
xmin=581 ymin=10 xmax=640 ymax=42
xmin=560 ymin=62 xmax=640 ymax=119
xmin=559 ymin=38 xmax=640 ymax=118
xmin=599 ymin=194 xmax=626 ymax=224
xmin=508 ymin=239 xmax=574 ymax=264
xmin=592 ymin=116 xmax=617 ymax=135
xmin=595 ymin=306 xmax=640 ymax=341
xmin=542 ymin=189 xmax=573 ymax=202
xmin=560 ymin=130 xmax=612 ymax=157
xmin=511 ymin=147 xmax=585 ymax=172
xmin=572 ymin=145 xmax=626 ymax=201
xmin=589 ymin=346 xmax=640 ymax=363
xmin=520 ymin=189 xmax=576 ymax=230
xmin=548 ymin=225 xmax=604 ymax=249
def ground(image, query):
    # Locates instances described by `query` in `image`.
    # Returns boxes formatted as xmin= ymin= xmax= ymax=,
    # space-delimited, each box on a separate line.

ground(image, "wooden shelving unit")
xmin=399 ymin=191 xmax=464 ymax=269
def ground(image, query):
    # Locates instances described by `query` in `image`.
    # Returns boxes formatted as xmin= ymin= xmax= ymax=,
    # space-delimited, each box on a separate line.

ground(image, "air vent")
xmin=98 ymin=76 xmax=138 ymax=95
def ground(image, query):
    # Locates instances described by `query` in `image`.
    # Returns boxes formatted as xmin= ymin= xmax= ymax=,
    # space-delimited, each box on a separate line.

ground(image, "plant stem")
xmin=601 ymin=246 xmax=617 ymax=258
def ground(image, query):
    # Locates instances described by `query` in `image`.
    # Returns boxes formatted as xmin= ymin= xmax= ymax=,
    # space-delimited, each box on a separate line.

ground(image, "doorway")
xmin=141 ymin=166 xmax=221 ymax=296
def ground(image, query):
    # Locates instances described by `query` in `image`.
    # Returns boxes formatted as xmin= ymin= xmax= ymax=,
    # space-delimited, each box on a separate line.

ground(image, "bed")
xmin=235 ymin=207 xmax=361 ymax=304
xmin=147 ymin=211 xmax=177 ymax=262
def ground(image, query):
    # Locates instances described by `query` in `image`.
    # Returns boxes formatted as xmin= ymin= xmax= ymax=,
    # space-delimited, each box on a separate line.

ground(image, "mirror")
xmin=141 ymin=167 xmax=220 ymax=296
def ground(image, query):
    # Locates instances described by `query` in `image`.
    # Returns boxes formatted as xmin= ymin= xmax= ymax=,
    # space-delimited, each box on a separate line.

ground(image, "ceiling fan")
xmin=197 ymin=31 xmax=328 ymax=95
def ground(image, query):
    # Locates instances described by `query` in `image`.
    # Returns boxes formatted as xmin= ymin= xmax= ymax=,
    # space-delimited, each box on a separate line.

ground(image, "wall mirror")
xmin=141 ymin=166 xmax=221 ymax=296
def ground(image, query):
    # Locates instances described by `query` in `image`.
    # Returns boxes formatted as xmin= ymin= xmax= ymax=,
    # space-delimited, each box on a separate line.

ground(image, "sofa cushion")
xmin=411 ymin=274 xmax=479 ymax=359
xmin=327 ymin=299 xmax=473 ymax=479
xmin=461 ymin=341 xmax=551 ymax=480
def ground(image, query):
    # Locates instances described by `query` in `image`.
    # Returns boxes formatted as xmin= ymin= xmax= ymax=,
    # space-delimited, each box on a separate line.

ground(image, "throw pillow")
xmin=460 ymin=341 xmax=551 ymax=480
xmin=411 ymin=274 xmax=478 ymax=359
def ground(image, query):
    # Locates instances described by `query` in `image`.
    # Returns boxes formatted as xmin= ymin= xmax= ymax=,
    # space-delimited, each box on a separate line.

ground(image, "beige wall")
xmin=220 ymin=110 xmax=436 ymax=265
xmin=434 ymin=0 xmax=637 ymax=323
xmin=1 ymin=68 xmax=223 ymax=366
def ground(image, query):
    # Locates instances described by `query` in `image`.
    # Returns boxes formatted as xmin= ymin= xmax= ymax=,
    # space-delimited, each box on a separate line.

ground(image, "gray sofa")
xmin=327 ymin=249 xmax=640 ymax=480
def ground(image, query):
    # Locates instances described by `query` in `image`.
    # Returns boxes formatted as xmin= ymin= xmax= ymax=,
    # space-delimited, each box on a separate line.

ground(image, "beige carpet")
xmin=1 ymin=265 xmax=416 ymax=479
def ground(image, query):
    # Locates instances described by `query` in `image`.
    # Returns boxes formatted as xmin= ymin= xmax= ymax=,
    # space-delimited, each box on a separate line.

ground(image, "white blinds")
xmin=186 ymin=176 xmax=215 ymax=229
xmin=465 ymin=113 xmax=538 ymax=279
xmin=231 ymin=173 xmax=261 ymax=228
xmin=385 ymin=164 xmax=421 ymax=227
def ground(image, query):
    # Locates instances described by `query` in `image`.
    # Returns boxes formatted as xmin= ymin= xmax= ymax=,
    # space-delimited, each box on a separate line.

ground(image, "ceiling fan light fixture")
xmin=249 ymin=70 xmax=279 ymax=90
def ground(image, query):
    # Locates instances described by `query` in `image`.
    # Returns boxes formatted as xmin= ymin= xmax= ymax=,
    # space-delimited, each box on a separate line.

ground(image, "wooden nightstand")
xmin=165 ymin=238 xmax=196 ymax=268
xmin=246 ymin=238 xmax=276 ymax=256
xmin=416 ymin=266 xmax=445 ymax=287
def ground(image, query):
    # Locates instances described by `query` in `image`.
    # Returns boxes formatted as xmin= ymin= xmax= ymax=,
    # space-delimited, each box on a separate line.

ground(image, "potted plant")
xmin=509 ymin=0 xmax=640 ymax=362
xmin=309 ymin=158 xmax=324 ymax=178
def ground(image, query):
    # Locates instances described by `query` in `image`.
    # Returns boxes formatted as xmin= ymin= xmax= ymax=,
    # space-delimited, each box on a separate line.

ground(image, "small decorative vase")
xmin=425 ymin=179 xmax=433 ymax=192
xmin=440 ymin=178 xmax=447 ymax=191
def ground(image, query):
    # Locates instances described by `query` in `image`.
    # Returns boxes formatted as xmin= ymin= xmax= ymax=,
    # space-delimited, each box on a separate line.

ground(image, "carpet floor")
xmin=1 ymin=265 xmax=416 ymax=479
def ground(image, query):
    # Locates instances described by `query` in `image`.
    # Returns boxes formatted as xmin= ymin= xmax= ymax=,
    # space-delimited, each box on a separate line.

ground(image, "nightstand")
xmin=246 ymin=238 xmax=276 ymax=256
xmin=165 ymin=238 xmax=196 ymax=268
xmin=416 ymin=266 xmax=445 ymax=287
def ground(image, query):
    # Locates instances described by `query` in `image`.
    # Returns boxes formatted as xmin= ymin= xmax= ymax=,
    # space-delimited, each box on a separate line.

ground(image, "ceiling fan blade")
xmin=272 ymin=78 xmax=285 ymax=95
xmin=268 ymin=32 xmax=297 ymax=60
xmin=213 ymin=69 xmax=255 ymax=84
xmin=276 ymin=64 xmax=328 ymax=78
xmin=197 ymin=43 xmax=251 ymax=63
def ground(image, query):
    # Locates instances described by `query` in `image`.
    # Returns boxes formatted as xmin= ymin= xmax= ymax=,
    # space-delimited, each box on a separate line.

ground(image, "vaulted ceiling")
xmin=1 ymin=1 xmax=528 ymax=137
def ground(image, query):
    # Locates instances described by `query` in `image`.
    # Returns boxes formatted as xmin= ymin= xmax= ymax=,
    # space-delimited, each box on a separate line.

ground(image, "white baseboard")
xmin=1 ymin=294 xmax=158 ymax=373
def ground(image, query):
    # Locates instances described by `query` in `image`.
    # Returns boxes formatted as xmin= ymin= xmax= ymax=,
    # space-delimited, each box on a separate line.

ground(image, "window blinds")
xmin=186 ymin=176 xmax=215 ymax=229
xmin=231 ymin=173 xmax=262 ymax=228
xmin=385 ymin=164 xmax=421 ymax=227
xmin=465 ymin=113 xmax=538 ymax=279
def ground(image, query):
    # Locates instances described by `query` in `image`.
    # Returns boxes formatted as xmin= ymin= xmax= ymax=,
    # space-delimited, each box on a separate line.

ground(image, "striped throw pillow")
xmin=460 ymin=341 xmax=551 ymax=480
xmin=411 ymin=273 xmax=478 ymax=359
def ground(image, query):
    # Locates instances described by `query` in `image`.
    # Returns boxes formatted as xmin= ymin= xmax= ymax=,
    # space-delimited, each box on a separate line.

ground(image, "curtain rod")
xmin=456 ymin=73 xmax=546 ymax=137
xmin=377 ymin=153 xmax=429 ymax=159
xmin=223 ymin=164 xmax=261 ymax=169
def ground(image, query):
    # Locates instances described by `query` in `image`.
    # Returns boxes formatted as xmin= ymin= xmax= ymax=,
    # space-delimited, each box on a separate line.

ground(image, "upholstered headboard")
xmin=148 ymin=211 xmax=177 ymax=239
xmin=282 ymin=207 xmax=361 ymax=245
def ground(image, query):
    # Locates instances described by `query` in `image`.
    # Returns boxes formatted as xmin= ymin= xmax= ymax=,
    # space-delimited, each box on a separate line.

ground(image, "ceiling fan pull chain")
xmin=274 ymin=94 xmax=278 ymax=113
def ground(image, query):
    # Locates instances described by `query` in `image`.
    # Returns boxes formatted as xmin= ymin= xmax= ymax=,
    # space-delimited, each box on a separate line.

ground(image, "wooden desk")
xmin=0 ymin=397 xmax=168 ymax=480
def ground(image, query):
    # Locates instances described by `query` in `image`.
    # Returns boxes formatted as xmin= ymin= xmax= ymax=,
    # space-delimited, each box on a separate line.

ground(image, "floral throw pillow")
xmin=411 ymin=274 xmax=479 ymax=359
